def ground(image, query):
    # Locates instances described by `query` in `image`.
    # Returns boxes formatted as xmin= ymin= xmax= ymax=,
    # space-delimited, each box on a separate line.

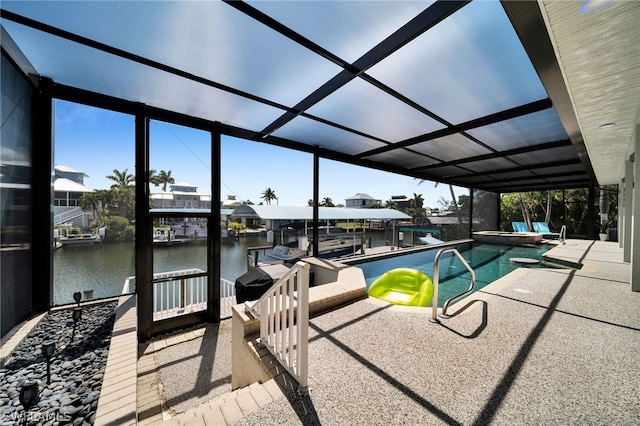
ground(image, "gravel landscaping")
xmin=0 ymin=301 xmax=116 ymax=425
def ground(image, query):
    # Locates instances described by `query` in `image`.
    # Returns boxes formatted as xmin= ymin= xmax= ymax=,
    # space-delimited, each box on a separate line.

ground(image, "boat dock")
xmin=54 ymin=234 xmax=103 ymax=249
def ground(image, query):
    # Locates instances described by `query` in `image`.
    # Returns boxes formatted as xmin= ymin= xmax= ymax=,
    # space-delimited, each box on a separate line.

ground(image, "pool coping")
xmin=342 ymin=238 xmax=474 ymax=265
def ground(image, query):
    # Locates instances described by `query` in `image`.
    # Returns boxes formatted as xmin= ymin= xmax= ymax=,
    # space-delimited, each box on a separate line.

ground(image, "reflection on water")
xmin=54 ymin=232 xmax=388 ymax=305
xmin=54 ymin=242 xmax=135 ymax=305
xmin=354 ymin=242 xmax=549 ymax=306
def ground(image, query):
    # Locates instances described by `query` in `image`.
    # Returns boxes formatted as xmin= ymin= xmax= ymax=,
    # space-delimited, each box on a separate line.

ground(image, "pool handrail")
xmin=429 ymin=248 xmax=476 ymax=323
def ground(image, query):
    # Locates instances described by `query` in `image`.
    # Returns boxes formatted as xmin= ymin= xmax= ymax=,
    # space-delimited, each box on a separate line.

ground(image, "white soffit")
xmin=540 ymin=0 xmax=640 ymax=184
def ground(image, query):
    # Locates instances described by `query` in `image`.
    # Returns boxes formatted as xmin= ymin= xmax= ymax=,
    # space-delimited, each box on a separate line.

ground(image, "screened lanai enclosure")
xmin=2 ymin=1 xmax=638 ymax=340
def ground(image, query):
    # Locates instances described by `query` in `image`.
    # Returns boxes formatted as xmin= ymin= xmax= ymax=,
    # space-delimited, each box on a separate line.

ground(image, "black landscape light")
xmin=42 ymin=340 xmax=56 ymax=384
xmin=71 ymin=307 xmax=82 ymax=342
xmin=73 ymin=291 xmax=82 ymax=306
xmin=72 ymin=307 xmax=82 ymax=323
xmin=19 ymin=380 xmax=38 ymax=425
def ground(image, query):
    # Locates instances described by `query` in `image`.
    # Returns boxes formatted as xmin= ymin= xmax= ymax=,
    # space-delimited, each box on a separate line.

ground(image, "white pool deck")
xmin=2 ymin=239 xmax=638 ymax=425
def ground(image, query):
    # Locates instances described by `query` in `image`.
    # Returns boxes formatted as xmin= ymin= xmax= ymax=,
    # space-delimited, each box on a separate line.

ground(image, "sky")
xmin=54 ymin=100 xmax=462 ymax=209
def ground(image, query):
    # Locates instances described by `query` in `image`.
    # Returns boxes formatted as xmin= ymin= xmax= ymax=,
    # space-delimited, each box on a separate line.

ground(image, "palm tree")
xmin=411 ymin=193 xmax=424 ymax=210
xmin=79 ymin=191 xmax=102 ymax=225
xmin=105 ymin=170 xmax=136 ymax=220
xmin=95 ymin=189 xmax=115 ymax=212
xmin=433 ymin=182 xmax=462 ymax=226
xmin=107 ymin=168 xmax=135 ymax=189
xmin=114 ymin=187 xmax=135 ymax=219
xmin=416 ymin=179 xmax=462 ymax=225
xmin=320 ymin=197 xmax=334 ymax=207
xmin=148 ymin=169 xmax=160 ymax=188
xmin=384 ymin=199 xmax=397 ymax=209
xmin=157 ymin=170 xmax=175 ymax=192
xmin=261 ymin=187 xmax=277 ymax=205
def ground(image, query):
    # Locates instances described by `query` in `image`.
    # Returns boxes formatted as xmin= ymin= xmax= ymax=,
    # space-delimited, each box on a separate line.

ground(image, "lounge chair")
xmin=512 ymin=222 xmax=529 ymax=232
xmin=532 ymin=222 xmax=561 ymax=238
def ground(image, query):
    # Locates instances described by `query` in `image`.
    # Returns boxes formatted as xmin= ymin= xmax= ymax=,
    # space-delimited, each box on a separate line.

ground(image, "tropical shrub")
xmin=102 ymin=215 xmax=135 ymax=242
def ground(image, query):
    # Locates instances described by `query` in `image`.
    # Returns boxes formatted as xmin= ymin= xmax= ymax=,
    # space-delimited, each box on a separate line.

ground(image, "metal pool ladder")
xmin=429 ymin=248 xmax=476 ymax=324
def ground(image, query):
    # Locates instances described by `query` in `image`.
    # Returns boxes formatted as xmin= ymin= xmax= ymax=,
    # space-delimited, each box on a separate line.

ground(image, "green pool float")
xmin=367 ymin=268 xmax=434 ymax=307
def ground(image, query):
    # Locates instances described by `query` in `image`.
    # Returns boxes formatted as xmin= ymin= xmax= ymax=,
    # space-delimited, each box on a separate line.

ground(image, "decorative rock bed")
xmin=0 ymin=301 xmax=116 ymax=425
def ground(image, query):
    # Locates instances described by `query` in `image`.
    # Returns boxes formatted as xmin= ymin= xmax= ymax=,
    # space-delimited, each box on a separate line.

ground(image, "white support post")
xmin=297 ymin=262 xmax=310 ymax=392
xmin=631 ymin=124 xmax=640 ymax=291
xmin=623 ymin=159 xmax=633 ymax=262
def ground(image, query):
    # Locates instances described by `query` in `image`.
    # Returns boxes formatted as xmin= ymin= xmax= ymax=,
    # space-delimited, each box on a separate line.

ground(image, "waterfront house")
xmin=53 ymin=165 xmax=94 ymax=229
xmin=345 ymin=193 xmax=381 ymax=208
xmin=150 ymin=182 xmax=211 ymax=209
xmin=390 ymin=195 xmax=411 ymax=210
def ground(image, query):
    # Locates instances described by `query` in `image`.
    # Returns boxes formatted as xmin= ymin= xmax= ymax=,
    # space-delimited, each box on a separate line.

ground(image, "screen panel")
xmin=368 ymin=0 xmax=548 ymax=125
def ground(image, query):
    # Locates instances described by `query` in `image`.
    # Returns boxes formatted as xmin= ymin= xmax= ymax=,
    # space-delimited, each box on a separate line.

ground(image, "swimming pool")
xmin=348 ymin=242 xmax=551 ymax=307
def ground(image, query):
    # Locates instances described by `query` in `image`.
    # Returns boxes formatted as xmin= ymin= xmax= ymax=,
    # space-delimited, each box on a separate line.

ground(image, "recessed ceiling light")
xmin=581 ymin=0 xmax=615 ymax=13
xmin=598 ymin=123 xmax=617 ymax=129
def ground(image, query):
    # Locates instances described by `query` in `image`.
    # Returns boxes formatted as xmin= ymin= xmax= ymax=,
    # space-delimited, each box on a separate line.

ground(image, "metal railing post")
xmin=430 ymin=248 xmax=476 ymax=323
xmin=429 ymin=249 xmax=445 ymax=323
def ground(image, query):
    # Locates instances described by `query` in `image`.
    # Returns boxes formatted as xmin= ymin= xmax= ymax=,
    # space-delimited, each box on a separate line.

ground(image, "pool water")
xmin=352 ymin=242 xmax=550 ymax=307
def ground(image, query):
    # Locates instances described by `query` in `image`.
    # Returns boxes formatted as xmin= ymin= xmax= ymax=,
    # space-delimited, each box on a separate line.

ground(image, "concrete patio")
xmin=133 ymin=239 xmax=639 ymax=425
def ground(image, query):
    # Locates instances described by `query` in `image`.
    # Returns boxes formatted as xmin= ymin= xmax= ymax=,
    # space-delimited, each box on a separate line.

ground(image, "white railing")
xmin=122 ymin=270 xmax=237 ymax=320
xmin=220 ymin=277 xmax=236 ymax=319
xmin=122 ymin=276 xmax=135 ymax=294
xmin=54 ymin=207 xmax=85 ymax=225
xmin=245 ymin=261 xmax=310 ymax=392
xmin=153 ymin=271 xmax=207 ymax=321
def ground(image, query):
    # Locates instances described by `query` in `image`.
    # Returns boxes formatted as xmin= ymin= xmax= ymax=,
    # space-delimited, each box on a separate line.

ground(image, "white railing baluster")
xmin=260 ymin=298 xmax=267 ymax=343
xmin=191 ymin=278 xmax=195 ymax=308
xmin=171 ymin=280 xmax=175 ymax=311
xmin=159 ymin=282 xmax=164 ymax=318
xmin=278 ymin=280 xmax=289 ymax=360
xmin=269 ymin=290 xmax=275 ymax=344
xmin=275 ymin=283 xmax=281 ymax=353
xmin=288 ymin=276 xmax=295 ymax=369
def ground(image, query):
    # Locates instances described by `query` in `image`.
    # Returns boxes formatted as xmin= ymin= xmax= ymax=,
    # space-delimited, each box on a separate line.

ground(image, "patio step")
xmin=139 ymin=379 xmax=284 ymax=425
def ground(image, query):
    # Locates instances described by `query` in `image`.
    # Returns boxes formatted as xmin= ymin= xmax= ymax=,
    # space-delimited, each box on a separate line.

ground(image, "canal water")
xmin=53 ymin=231 xmax=392 ymax=305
